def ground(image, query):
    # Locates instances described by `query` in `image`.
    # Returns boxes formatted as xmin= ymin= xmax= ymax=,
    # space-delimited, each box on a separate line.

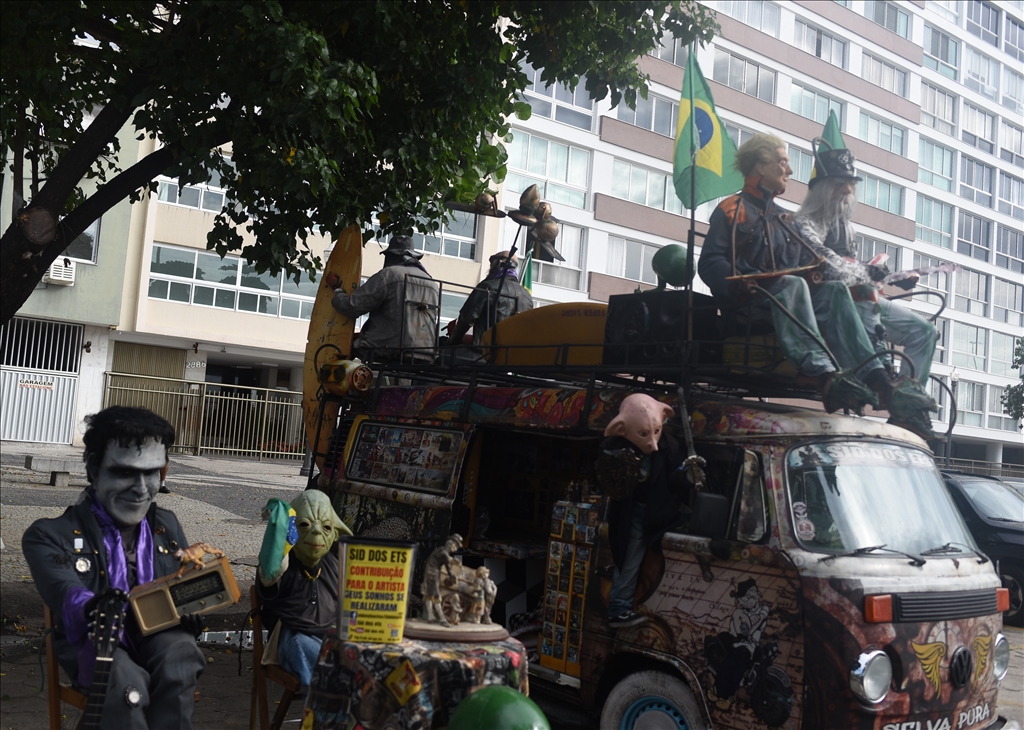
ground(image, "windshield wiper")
xmin=986 ymin=516 xmax=1024 ymax=523
xmin=818 ymin=544 xmax=926 ymax=567
xmin=922 ymin=542 xmax=989 ymax=563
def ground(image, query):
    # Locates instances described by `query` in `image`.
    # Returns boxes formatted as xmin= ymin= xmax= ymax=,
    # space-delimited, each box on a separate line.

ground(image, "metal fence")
xmin=103 ymin=372 xmax=305 ymax=460
xmin=946 ymin=458 xmax=1024 ymax=480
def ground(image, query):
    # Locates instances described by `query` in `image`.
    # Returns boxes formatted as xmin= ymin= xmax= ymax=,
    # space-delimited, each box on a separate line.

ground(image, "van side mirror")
xmin=690 ymin=492 xmax=730 ymax=539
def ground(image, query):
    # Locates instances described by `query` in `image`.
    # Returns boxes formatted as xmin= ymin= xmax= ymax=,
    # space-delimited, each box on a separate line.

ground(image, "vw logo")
xmin=950 ymin=647 xmax=973 ymax=689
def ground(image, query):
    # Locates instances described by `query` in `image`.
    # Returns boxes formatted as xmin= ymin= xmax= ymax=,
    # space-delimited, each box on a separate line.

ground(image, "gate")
xmin=103 ymin=372 xmax=304 ymax=460
xmin=0 ymin=318 xmax=83 ymax=443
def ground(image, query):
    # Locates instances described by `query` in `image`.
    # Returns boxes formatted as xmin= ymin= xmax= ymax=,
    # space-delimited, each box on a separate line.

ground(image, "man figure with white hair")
xmin=698 ymin=132 xmax=885 ymax=414
xmin=449 ymin=249 xmax=533 ymax=346
xmin=795 ymin=135 xmax=938 ymax=440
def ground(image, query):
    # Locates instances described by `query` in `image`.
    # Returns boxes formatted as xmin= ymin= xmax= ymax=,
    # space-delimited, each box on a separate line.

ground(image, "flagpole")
xmin=686 ymin=41 xmax=697 ymax=345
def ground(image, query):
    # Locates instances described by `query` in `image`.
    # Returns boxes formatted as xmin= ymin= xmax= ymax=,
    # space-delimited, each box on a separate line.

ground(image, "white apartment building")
xmin=501 ymin=0 xmax=1023 ymax=470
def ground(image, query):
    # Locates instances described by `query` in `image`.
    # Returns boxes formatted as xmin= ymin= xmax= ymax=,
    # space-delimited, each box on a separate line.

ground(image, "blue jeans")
xmin=278 ymin=626 xmax=323 ymax=687
xmin=608 ymin=503 xmax=646 ymax=617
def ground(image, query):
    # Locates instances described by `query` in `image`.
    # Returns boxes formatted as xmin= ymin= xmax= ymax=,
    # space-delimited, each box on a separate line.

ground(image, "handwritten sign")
xmin=339 ymin=539 xmax=416 ymax=643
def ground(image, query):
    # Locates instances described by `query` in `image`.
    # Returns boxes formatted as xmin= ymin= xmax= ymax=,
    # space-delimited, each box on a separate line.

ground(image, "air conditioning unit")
xmin=43 ymin=259 xmax=76 ymax=286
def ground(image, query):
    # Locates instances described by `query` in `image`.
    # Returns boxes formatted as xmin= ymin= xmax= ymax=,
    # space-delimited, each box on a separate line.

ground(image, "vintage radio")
xmin=129 ymin=557 xmax=241 ymax=635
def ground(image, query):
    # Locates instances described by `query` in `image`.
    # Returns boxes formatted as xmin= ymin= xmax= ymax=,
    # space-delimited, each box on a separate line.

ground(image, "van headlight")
xmin=993 ymin=634 xmax=1010 ymax=681
xmin=850 ymin=649 xmax=892 ymax=704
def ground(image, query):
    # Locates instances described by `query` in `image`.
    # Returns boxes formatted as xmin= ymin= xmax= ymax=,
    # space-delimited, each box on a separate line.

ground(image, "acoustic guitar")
xmin=81 ymin=589 xmax=127 ymax=729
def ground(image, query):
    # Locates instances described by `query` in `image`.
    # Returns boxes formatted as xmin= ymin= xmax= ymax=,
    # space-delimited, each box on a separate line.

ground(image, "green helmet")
xmin=448 ymin=685 xmax=551 ymax=730
xmin=650 ymin=244 xmax=692 ymax=289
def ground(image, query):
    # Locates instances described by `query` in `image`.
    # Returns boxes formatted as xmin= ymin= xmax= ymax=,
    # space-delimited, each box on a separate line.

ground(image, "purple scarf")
xmin=486 ymin=267 xmax=518 ymax=282
xmin=63 ymin=497 xmax=155 ymax=686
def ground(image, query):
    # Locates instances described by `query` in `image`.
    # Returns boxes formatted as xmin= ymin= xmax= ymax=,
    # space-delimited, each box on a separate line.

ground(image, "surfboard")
xmin=303 ymin=225 xmax=363 ymax=473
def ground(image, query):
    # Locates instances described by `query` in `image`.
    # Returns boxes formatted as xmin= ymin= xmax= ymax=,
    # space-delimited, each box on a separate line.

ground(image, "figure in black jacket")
xmin=597 ymin=394 xmax=687 ymax=628
xmin=23 ymin=407 xmax=206 ymax=730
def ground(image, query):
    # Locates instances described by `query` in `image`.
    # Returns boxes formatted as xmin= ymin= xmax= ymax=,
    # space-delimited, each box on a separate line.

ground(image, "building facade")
xmin=502 ymin=0 xmax=1023 ymax=469
xmin=3 ymin=0 xmax=1020 ymax=470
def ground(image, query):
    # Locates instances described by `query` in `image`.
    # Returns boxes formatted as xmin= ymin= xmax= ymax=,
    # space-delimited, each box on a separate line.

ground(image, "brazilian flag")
xmin=673 ymin=53 xmax=744 ymax=209
xmin=521 ymin=248 xmax=533 ymax=293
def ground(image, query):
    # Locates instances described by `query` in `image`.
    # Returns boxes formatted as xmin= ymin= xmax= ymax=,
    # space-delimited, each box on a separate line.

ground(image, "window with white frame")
xmin=924 ymin=25 xmax=959 ymax=79
xmin=519 ymin=61 xmax=593 ymax=132
xmin=859 ymin=173 xmax=904 ymax=215
xmin=916 ymin=195 xmax=954 ymax=248
xmin=717 ymin=0 xmax=781 ymax=36
xmin=724 ymin=122 xmax=756 ymax=148
xmin=607 ymin=236 xmax=662 ymax=285
xmin=616 ymin=93 xmax=678 ymax=138
xmin=921 ymin=83 xmax=957 ymax=136
xmin=866 ymin=0 xmax=910 ymax=37
xmin=611 ymin=159 xmax=683 ymax=215
xmin=954 ymin=267 xmax=989 ymax=316
xmin=963 ymin=46 xmax=999 ymax=100
xmin=957 ymin=211 xmax=992 ymax=261
xmin=991 ymin=331 xmax=1019 ymax=376
xmin=952 ymin=322 xmax=988 ymax=371
xmin=794 ymin=20 xmax=846 ymax=67
xmin=956 ymin=380 xmax=985 ymax=426
xmin=965 ymin=0 xmax=1000 ymax=45
xmin=992 ymin=278 xmax=1024 ymax=327
xmin=927 ymin=0 xmax=960 ymax=24
xmin=505 ymin=130 xmax=589 ymax=210
xmin=501 ymin=220 xmax=585 ymax=290
xmin=713 ymin=50 xmax=776 ymax=103
xmin=997 ymin=171 xmax=1024 ymax=220
xmin=1001 ymin=120 xmax=1024 ymax=168
xmin=996 ymin=225 xmax=1024 ymax=273
xmin=63 ymin=218 xmax=100 ymax=264
xmin=411 ymin=210 xmax=478 ymax=261
xmin=1006 ymin=14 xmax=1024 ymax=61
xmin=651 ymin=29 xmax=690 ymax=67
xmin=914 ymin=252 xmax=951 ymax=296
xmin=834 ymin=0 xmax=850 ymax=7
xmin=148 ymin=243 xmax=318 ymax=319
xmin=854 ymin=235 xmax=901 ymax=268
xmin=960 ymin=156 xmax=995 ymax=206
xmin=862 ymin=54 xmax=908 ymax=96
xmin=932 ymin=317 xmax=949 ymax=365
xmin=988 ymin=386 xmax=1020 ymax=431
xmin=1003 ymin=66 xmax=1024 ymax=115
xmin=858 ymin=112 xmax=905 ymax=155
xmin=790 ymin=83 xmax=842 ymax=125
xmin=929 ymin=375 xmax=948 ymax=423
xmin=788 ymin=146 xmax=814 ymax=184
xmin=961 ymin=102 xmax=996 ymax=154
xmin=157 ymin=167 xmax=229 ymax=212
xmin=919 ymin=139 xmax=956 ymax=191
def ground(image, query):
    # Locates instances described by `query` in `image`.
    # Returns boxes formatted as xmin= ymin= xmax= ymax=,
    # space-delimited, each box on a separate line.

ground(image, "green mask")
xmin=291 ymin=491 xmax=352 ymax=568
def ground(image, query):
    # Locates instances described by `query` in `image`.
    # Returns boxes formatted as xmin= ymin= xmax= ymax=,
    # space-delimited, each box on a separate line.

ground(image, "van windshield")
xmin=786 ymin=442 xmax=975 ymax=555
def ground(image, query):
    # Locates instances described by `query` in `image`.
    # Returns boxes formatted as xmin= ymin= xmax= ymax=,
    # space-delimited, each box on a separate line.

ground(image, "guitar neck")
xmin=82 ymin=654 xmax=114 ymax=729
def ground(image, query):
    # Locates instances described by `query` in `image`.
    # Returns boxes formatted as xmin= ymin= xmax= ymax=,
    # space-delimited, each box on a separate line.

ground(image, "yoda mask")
xmin=291 ymin=491 xmax=352 ymax=568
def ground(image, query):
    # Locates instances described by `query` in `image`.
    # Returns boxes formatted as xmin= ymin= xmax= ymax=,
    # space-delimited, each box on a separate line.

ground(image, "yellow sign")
xmin=339 ymin=540 xmax=415 ymax=643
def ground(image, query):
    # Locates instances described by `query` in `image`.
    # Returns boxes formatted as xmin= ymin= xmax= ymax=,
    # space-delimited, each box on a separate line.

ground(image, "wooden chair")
xmin=250 ymin=586 xmax=302 ymax=730
xmin=44 ymin=605 xmax=87 ymax=730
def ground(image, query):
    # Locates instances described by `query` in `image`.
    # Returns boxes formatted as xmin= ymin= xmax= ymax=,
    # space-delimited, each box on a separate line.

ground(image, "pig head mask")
xmin=604 ymin=393 xmax=674 ymax=454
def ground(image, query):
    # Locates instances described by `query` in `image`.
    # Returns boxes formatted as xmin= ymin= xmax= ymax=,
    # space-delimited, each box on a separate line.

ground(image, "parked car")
xmin=1000 ymin=476 xmax=1024 ymax=498
xmin=941 ymin=470 xmax=1024 ymax=626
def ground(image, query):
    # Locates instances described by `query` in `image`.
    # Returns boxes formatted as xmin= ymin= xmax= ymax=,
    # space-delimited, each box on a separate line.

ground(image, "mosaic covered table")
xmin=303 ymin=633 xmax=529 ymax=730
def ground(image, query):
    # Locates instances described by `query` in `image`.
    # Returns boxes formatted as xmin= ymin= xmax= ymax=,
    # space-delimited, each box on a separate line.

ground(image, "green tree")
xmin=1001 ymin=338 xmax=1024 ymax=429
xmin=0 ymin=0 xmax=717 ymax=325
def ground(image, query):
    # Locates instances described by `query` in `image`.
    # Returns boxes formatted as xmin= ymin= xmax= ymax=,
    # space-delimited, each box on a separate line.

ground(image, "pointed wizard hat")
xmin=809 ymin=110 xmax=862 ymax=187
